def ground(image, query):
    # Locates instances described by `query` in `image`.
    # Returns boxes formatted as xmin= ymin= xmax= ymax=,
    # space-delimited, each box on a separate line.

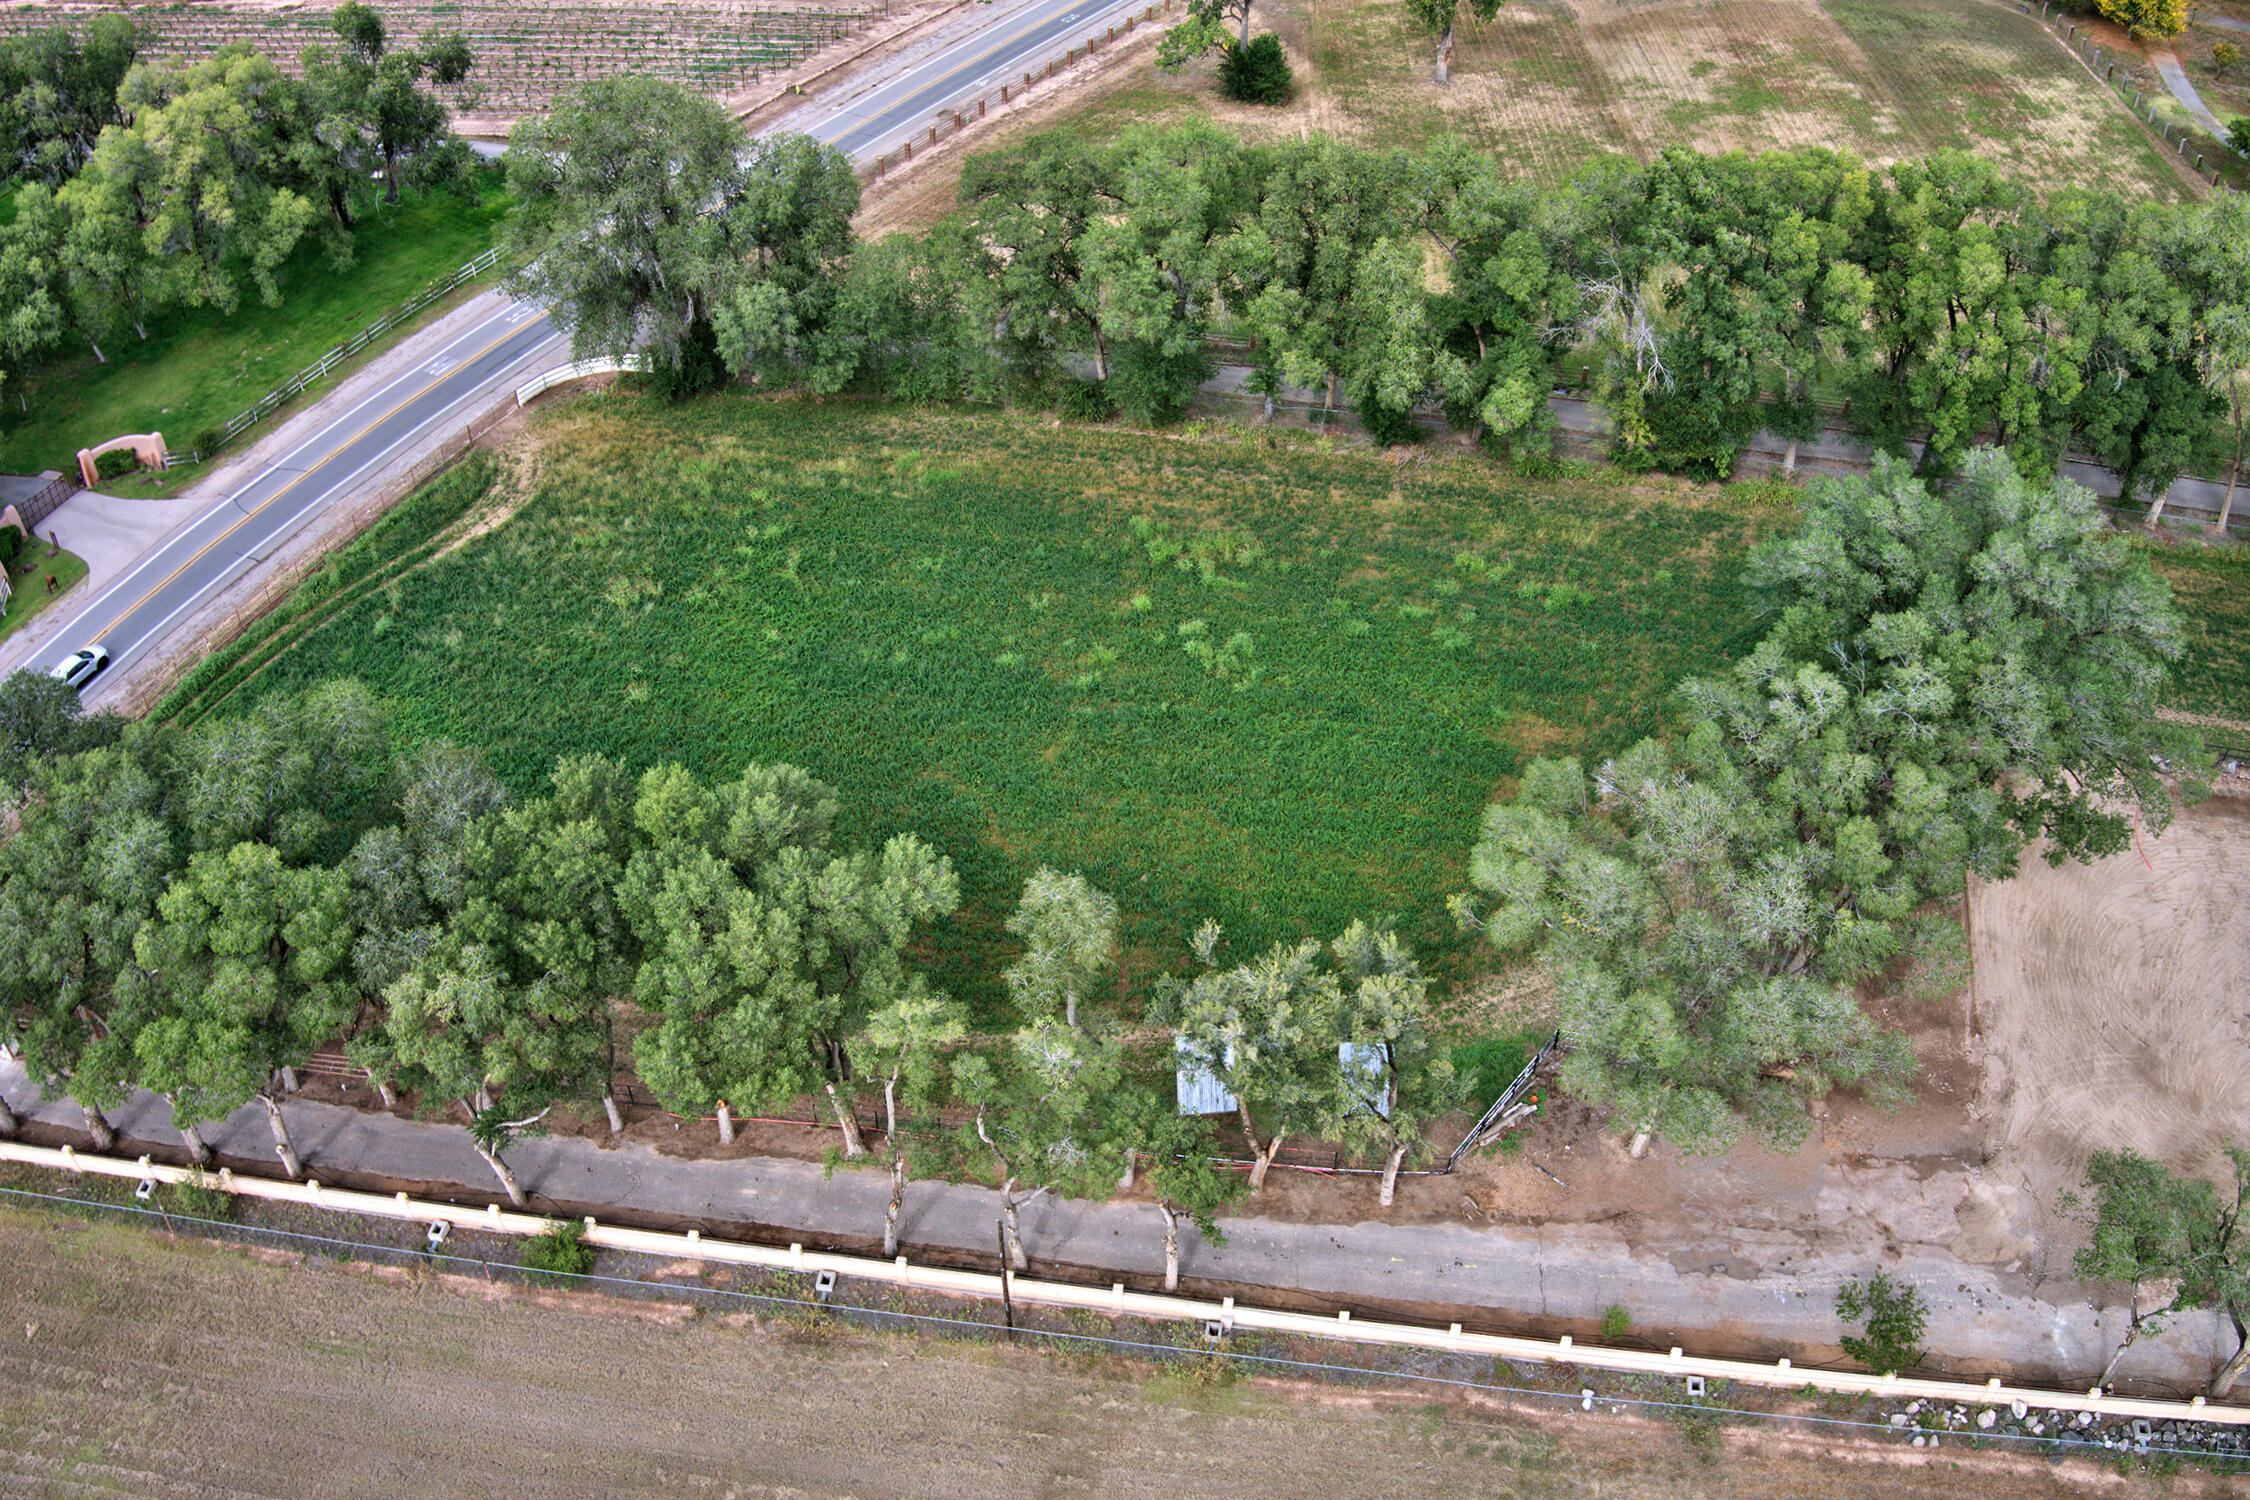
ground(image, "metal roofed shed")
xmin=1339 ymin=1042 xmax=1392 ymax=1118
xmin=1175 ymin=1035 xmax=1238 ymax=1116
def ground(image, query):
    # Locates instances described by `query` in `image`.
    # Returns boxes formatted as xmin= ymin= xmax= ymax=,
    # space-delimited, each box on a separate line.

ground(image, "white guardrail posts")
xmin=3 ymin=1138 xmax=2244 ymax=1429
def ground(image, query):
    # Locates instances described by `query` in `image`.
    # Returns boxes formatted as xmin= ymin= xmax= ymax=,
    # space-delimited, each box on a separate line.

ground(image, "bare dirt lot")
xmin=0 ymin=1208 xmax=2222 ymax=1499
xmin=1968 ymin=787 xmax=2250 ymax=1254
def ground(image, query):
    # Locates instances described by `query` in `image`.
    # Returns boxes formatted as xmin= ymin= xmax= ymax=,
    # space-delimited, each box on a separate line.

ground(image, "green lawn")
xmin=0 ymin=177 xmax=511 ymax=490
xmin=168 ymin=397 xmax=1789 ymax=1016
xmin=0 ymin=539 xmax=86 ymax=643
xmin=2144 ymin=539 xmax=2250 ymax=726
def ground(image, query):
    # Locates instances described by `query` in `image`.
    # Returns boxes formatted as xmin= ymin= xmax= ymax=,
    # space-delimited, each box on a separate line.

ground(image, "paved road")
xmin=17 ymin=0 xmax=1143 ymax=703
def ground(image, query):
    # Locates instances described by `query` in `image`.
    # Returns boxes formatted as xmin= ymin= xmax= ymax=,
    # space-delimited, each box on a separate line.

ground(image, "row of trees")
xmin=0 ymin=6 xmax=475 ymax=402
xmin=0 ymin=674 xmax=1463 ymax=1289
xmin=511 ymin=86 xmax=2250 ymax=519
xmin=1453 ymin=450 xmax=2196 ymax=1157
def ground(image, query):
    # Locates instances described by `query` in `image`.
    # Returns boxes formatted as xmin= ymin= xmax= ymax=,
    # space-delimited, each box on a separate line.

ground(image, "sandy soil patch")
xmin=1968 ymin=789 xmax=2250 ymax=1242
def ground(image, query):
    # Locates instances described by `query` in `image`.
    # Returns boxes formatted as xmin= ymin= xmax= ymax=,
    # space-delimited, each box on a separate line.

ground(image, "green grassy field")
xmin=168 ymin=398 xmax=1794 ymax=1015
xmin=0 ymin=177 xmax=511 ymax=490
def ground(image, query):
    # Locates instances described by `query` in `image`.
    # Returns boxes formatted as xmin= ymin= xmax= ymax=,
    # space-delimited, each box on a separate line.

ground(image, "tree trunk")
xmin=1325 ymin=370 xmax=1339 ymax=422
xmin=1434 ymin=21 xmax=1453 ymax=84
xmin=2099 ymin=1315 xmax=2144 ymax=1389
xmin=1118 ymin=1149 xmax=1137 ymax=1191
xmin=0 ymin=1093 xmax=16 ymax=1138
xmin=1064 ymin=988 xmax=1077 ymax=1030
xmin=2211 ymin=1306 xmax=2249 ymax=1399
xmin=2147 ymin=481 xmax=2170 ymax=528
xmin=84 ymin=332 xmax=104 ymax=363
xmin=258 ymin=1093 xmax=303 ymax=1179
xmin=1160 ymin=1201 xmax=1181 ymax=1291
xmin=883 ymin=1155 xmax=907 ymax=1258
xmin=1782 ymin=440 xmax=1797 ymax=476
xmin=1237 ymin=0 xmax=1251 ymax=46
xmin=716 ymin=1101 xmax=735 ymax=1145
xmin=474 ymin=1140 xmax=526 ymax=1207
xmin=81 ymin=1104 xmax=115 ymax=1152
xmin=2220 ymin=444 xmax=2243 ymax=533
xmin=279 ymin=1066 xmax=299 ymax=1095
xmin=1250 ymin=1129 xmax=1286 ymax=1192
xmin=383 ymin=145 xmax=401 ymax=204
xmin=602 ymin=1094 xmax=624 ymax=1135
xmin=827 ymin=1084 xmax=866 ymax=1157
xmin=376 ymin=1079 xmax=398 ymax=1109
xmin=176 ymin=1112 xmax=212 ymax=1169
xmin=1092 ymin=333 xmax=1110 ymax=384
xmin=1379 ymin=1142 xmax=1407 ymax=1207
xmin=1002 ymin=1179 xmax=1028 ymax=1271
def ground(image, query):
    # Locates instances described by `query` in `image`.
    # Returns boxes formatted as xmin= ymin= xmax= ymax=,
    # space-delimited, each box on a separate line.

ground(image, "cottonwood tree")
xmin=2067 ymin=1146 xmax=2250 ymax=1395
xmin=1697 ymin=451 xmax=2197 ymax=881
xmin=0 ymin=667 xmax=121 ymax=799
xmin=1453 ymin=744 xmax=1916 ymax=1155
xmin=1405 ymin=0 xmax=1502 ymax=84
xmin=124 ymin=841 xmax=356 ymax=1178
xmin=2175 ymin=193 xmax=2250 ymax=531
xmin=955 ymin=1016 xmax=1127 ymax=1269
xmin=170 ymin=677 xmax=391 ymax=862
xmin=1324 ymin=921 xmax=1460 ymax=1207
xmin=621 ymin=761 xmax=958 ymax=1154
xmin=1409 ymin=139 xmax=1570 ymax=463
xmin=856 ymin=981 xmax=966 ymax=1257
xmin=1002 ymin=868 xmax=1118 ymax=1030
xmin=1227 ymin=137 xmax=1403 ymax=422
xmin=1116 ymin=1086 xmax=1244 ymax=1291
xmin=94 ymin=47 xmax=328 ymax=312
xmin=0 ymin=738 xmax=173 ymax=1146
xmin=378 ymin=938 xmax=607 ymax=1205
xmin=310 ymin=3 xmax=476 ymax=206
xmin=1155 ymin=0 xmax=1259 ymax=70
xmin=1455 ymin=451 xmax=2196 ymax=1153
xmin=0 ymin=18 xmax=144 ymax=184
xmin=505 ymin=78 xmax=854 ymax=394
xmin=1159 ymin=920 xmax=1346 ymax=1191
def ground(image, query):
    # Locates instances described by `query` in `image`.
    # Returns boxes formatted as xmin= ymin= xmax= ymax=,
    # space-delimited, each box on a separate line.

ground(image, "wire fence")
xmin=5 ymin=1182 xmax=2244 ymax=1470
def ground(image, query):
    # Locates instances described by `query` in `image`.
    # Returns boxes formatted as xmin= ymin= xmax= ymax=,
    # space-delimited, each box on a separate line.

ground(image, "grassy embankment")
xmin=0 ymin=176 xmax=511 ymax=496
xmin=0 ymin=539 xmax=87 ymax=643
xmin=160 ymin=397 xmax=1796 ymax=1020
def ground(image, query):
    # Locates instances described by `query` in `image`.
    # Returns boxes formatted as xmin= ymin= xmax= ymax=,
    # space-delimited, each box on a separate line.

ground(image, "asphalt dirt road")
xmin=0 ymin=1208 xmax=2197 ymax=1500
xmin=13 ymin=0 xmax=1142 ymax=703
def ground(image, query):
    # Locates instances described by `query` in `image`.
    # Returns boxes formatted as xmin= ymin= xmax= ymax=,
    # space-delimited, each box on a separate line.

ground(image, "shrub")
xmin=171 ymin=1173 xmax=237 ymax=1222
xmin=521 ymin=1219 xmax=596 ymax=1285
xmin=646 ymin=316 xmax=727 ymax=402
xmin=191 ymin=425 xmax=231 ymax=459
xmin=2233 ymin=117 xmax=2250 ymax=158
xmin=92 ymin=447 xmax=139 ymax=482
xmin=1835 ymin=1271 xmax=1927 ymax=1375
xmin=1220 ymin=33 xmax=1293 ymax=104
xmin=2216 ymin=41 xmax=2240 ymax=71
xmin=0 ymin=525 xmax=21 ymax=569
xmin=1356 ymin=396 xmax=1421 ymax=447
xmin=1599 ymin=1303 xmax=1631 ymax=1341
xmin=1451 ymin=1031 xmax=1536 ymax=1109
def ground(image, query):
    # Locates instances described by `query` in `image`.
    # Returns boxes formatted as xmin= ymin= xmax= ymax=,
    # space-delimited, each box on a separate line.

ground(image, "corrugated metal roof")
xmin=1339 ymin=1042 xmax=1392 ymax=1118
xmin=1175 ymin=1035 xmax=1239 ymax=1116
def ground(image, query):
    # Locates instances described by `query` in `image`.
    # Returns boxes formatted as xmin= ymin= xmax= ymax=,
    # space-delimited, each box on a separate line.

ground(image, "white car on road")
xmin=49 ymin=645 xmax=109 ymax=690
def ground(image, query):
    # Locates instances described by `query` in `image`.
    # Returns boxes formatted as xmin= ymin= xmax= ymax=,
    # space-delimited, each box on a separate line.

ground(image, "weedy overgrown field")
xmin=166 ymin=398 xmax=1785 ymax=1011
xmin=159 ymin=397 xmax=2245 ymax=1015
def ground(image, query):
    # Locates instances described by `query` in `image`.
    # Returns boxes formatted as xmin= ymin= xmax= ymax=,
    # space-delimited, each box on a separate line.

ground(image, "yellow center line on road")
xmin=90 ymin=315 xmax=550 ymax=647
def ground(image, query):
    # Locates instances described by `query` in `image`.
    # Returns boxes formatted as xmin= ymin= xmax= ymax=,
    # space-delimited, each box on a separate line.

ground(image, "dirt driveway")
xmin=0 ymin=1208 xmax=2218 ymax=1499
